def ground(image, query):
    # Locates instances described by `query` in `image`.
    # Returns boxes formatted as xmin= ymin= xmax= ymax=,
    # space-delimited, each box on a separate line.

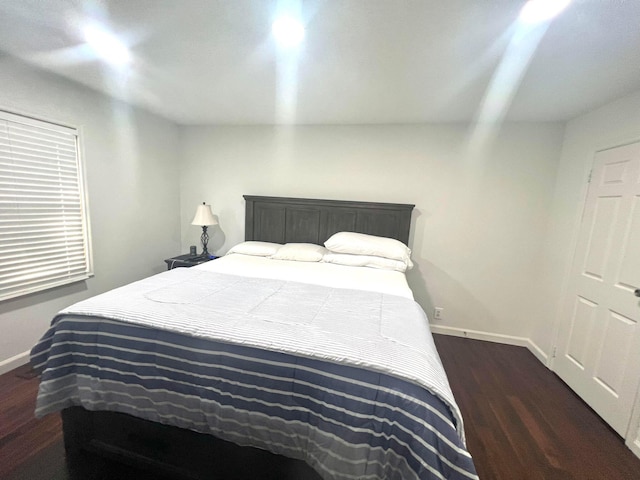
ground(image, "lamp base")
xmin=200 ymin=226 xmax=210 ymax=257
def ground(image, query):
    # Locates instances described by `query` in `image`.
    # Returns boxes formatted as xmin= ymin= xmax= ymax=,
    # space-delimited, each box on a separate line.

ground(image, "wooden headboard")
xmin=244 ymin=195 xmax=414 ymax=246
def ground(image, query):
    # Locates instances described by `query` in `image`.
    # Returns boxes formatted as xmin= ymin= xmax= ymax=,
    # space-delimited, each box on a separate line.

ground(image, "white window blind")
xmin=0 ymin=110 xmax=92 ymax=301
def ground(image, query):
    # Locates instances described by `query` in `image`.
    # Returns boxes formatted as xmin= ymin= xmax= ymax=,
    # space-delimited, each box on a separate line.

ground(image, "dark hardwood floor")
xmin=433 ymin=334 xmax=640 ymax=480
xmin=0 ymin=363 xmax=63 ymax=480
xmin=1 ymin=336 xmax=639 ymax=479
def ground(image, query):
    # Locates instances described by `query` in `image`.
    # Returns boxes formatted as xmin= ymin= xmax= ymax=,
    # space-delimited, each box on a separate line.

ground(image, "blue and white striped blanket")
xmin=31 ymin=268 xmax=477 ymax=480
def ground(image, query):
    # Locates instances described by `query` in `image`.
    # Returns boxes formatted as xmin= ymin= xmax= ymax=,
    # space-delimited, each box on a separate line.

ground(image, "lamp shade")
xmin=191 ymin=202 xmax=218 ymax=226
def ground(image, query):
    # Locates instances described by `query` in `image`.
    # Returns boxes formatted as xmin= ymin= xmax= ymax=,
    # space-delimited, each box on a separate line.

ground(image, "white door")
xmin=555 ymin=141 xmax=640 ymax=438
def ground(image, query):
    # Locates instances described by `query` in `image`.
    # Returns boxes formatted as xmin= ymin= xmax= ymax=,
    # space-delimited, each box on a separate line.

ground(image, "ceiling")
xmin=0 ymin=0 xmax=639 ymax=125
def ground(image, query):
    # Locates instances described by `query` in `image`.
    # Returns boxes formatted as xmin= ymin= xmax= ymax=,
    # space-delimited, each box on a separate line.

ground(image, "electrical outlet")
xmin=434 ymin=307 xmax=443 ymax=320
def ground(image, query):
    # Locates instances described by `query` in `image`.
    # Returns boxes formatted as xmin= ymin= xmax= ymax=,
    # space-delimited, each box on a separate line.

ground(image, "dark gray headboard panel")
xmin=244 ymin=195 xmax=414 ymax=246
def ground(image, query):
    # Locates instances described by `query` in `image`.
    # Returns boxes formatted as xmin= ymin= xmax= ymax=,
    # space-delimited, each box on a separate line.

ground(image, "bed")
xmin=30 ymin=195 xmax=477 ymax=480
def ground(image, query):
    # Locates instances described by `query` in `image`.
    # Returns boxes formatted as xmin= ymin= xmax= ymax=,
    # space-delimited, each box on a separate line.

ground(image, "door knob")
xmin=636 ymin=288 xmax=640 ymax=297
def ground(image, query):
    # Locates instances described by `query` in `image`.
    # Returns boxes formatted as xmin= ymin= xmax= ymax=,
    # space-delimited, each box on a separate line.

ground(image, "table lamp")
xmin=191 ymin=202 xmax=218 ymax=257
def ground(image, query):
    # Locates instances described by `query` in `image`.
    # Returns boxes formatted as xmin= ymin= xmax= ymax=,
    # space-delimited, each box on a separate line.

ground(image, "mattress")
xmin=31 ymin=255 xmax=477 ymax=480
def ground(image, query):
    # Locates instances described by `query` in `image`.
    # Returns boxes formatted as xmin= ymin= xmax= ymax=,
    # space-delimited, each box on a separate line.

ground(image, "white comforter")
xmin=57 ymin=254 xmax=464 ymax=441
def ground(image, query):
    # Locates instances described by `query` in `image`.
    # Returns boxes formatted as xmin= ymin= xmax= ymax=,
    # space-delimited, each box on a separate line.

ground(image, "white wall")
xmin=534 ymin=89 xmax=640 ymax=357
xmin=0 ymin=56 xmax=182 ymax=372
xmin=179 ymin=123 xmax=564 ymax=344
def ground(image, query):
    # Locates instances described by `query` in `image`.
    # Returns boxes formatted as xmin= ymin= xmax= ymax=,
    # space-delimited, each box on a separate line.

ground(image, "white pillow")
xmin=324 ymin=232 xmax=412 ymax=264
xmin=322 ymin=253 xmax=410 ymax=272
xmin=271 ymin=243 xmax=328 ymax=262
xmin=226 ymin=241 xmax=282 ymax=257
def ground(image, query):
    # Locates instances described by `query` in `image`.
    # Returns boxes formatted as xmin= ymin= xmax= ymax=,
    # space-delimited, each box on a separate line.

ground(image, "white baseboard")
xmin=431 ymin=325 xmax=549 ymax=366
xmin=526 ymin=338 xmax=549 ymax=365
xmin=0 ymin=350 xmax=30 ymax=375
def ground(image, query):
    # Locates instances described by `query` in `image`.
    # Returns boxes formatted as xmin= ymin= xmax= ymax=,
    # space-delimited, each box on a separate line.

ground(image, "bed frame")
xmin=61 ymin=195 xmax=415 ymax=479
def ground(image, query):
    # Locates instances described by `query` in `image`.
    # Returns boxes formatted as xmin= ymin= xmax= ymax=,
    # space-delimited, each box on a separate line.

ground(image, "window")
xmin=0 ymin=110 xmax=92 ymax=301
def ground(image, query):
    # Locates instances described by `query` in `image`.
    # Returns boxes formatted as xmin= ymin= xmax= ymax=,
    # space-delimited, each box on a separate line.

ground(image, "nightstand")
xmin=164 ymin=254 xmax=217 ymax=270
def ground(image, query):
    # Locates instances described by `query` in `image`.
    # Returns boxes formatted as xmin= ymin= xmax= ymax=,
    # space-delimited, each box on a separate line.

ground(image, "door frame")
xmin=549 ymin=136 xmax=640 ymax=455
xmin=550 ymin=135 xmax=640 ymax=370
xmin=628 ymin=383 xmax=640 ymax=457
